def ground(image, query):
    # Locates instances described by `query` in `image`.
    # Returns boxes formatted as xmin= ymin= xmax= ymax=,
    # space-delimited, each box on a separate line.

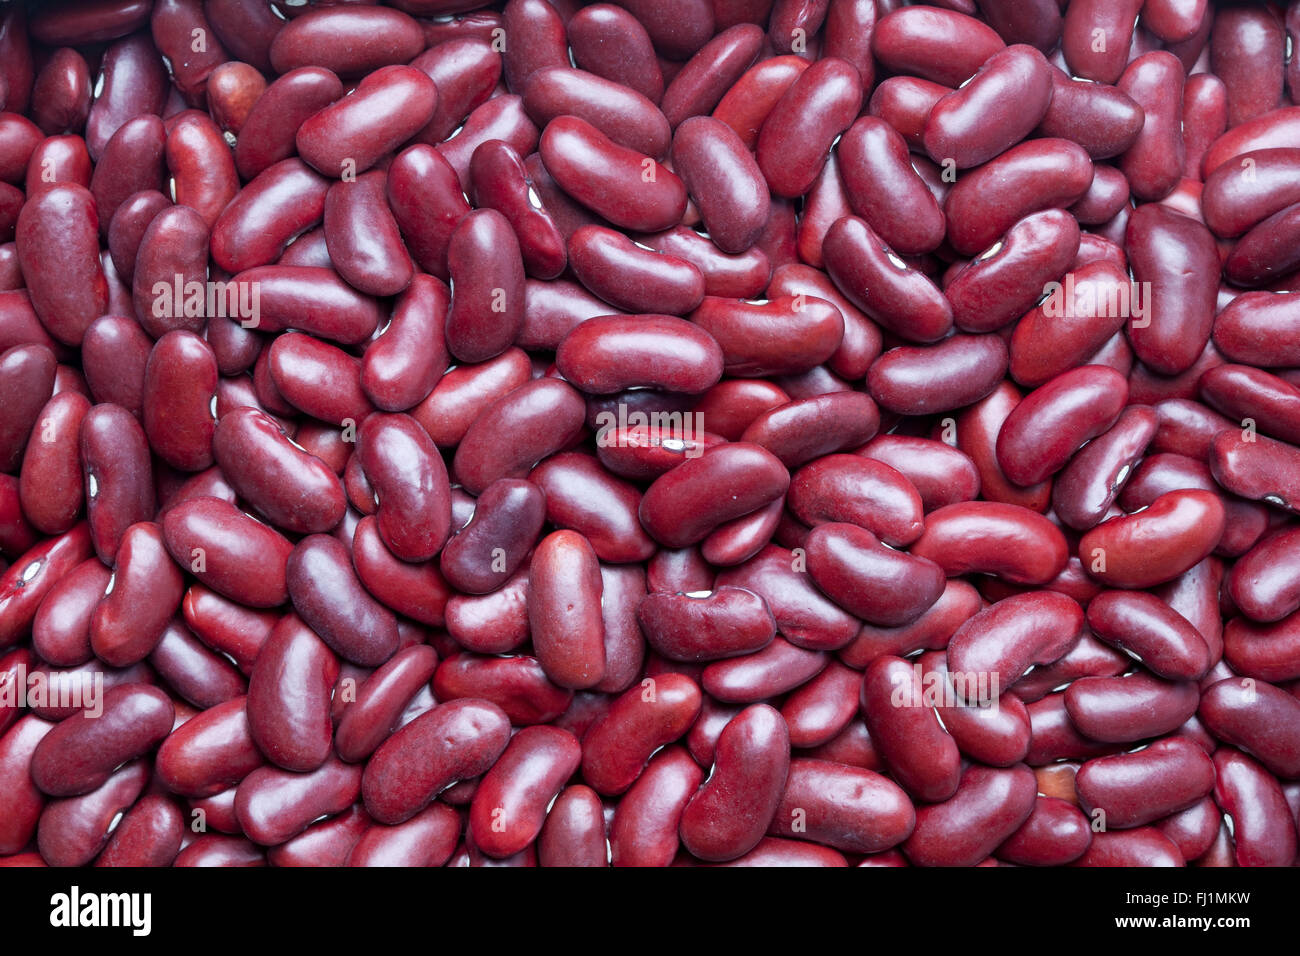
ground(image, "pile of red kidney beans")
xmin=1 ymin=0 xmax=1300 ymax=869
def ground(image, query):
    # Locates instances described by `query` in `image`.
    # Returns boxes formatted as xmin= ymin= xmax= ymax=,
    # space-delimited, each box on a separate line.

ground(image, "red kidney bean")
xmin=1065 ymin=671 xmax=1201 ymax=743
xmin=1125 ymin=203 xmax=1220 ymax=375
xmin=924 ymin=45 xmax=1053 ymax=170
xmin=31 ymin=684 xmax=173 ymax=797
xmin=1075 ymin=736 xmax=1216 ymax=829
xmin=768 ymin=758 xmax=914 ymax=854
xmin=37 ymin=759 xmax=149 ymax=868
xmin=31 ymin=558 xmax=107 ymax=666
xmin=804 ymin=522 xmax=945 ymax=627
xmin=1199 ymin=677 xmax=1300 ymax=779
xmin=443 ymin=209 xmax=526 ymax=363
xmin=409 ymin=39 xmax=501 ymax=147
xmin=336 ymin=645 xmax=439 ymax=764
xmin=347 ymin=802 xmax=460 ymax=868
xmin=1078 ymin=488 xmax=1226 ymax=589
xmin=235 ymin=756 xmax=361 ymax=847
xmin=860 ymin=655 xmax=962 ymax=802
xmin=678 ymin=703 xmax=788 ymax=862
xmin=235 ymin=68 xmax=344 ymax=182
xmin=211 ymin=407 xmax=345 ymax=535
xmin=148 ymin=618 xmax=245 ymax=709
xmin=568 ymin=5 xmax=663 ymax=105
xmin=945 ymin=139 xmax=1094 ymax=257
xmin=911 ymin=501 xmax=1067 ymax=585
xmin=568 ymin=226 xmax=704 ymax=316
xmin=245 ymin=615 xmax=338 ymax=774
xmin=14 ymin=185 xmax=106 ymax=346
xmin=661 ymin=23 xmax=763 ymax=127
xmin=1087 ymin=589 xmax=1212 ymax=681
xmin=947 ymin=591 xmax=1083 ymax=699
xmin=1038 ymin=69 xmax=1145 ymax=161
xmin=632 ymin=227 xmax=769 ymax=300
xmin=787 ymin=455 xmax=922 ymax=546
xmin=524 ymin=67 xmax=669 ymax=161
xmin=740 ymin=392 xmax=878 ymax=469
xmin=716 ymin=545 xmax=858 ymax=651
xmin=0 ymin=716 xmax=54 ymax=854
xmin=0 ymin=523 xmax=93 ymax=649
xmin=756 ymin=57 xmax=861 ymax=200
xmin=468 ymin=725 xmax=581 ymax=859
xmin=453 ymin=378 xmax=586 ymax=494
xmin=996 ymin=365 xmax=1128 ymax=487
xmin=1071 ymin=826 xmax=1185 ymax=867
xmin=538 ymin=785 xmax=607 ymax=867
xmin=539 ymin=115 xmax=685 ymax=233
xmin=949 ymin=211 xmax=1080 ymax=334
xmin=530 ymin=452 xmax=653 ymax=564
xmin=1212 ymin=747 xmax=1297 ymax=867
xmin=18 ymin=389 xmax=88 ymax=535
xmin=1051 ymin=405 xmax=1156 ymax=531
xmin=637 ymin=442 xmax=788 ymax=549
xmin=268 ymin=6 xmax=423 ymax=80
xmin=468 ymin=140 xmax=565 ymax=281
xmin=528 ymin=530 xmax=606 ymax=690
xmin=557 ymin=314 xmax=721 ymax=395
xmin=362 ymin=698 xmax=511 ymax=826
xmin=434 ymin=654 xmax=572 ymax=726
xmin=286 ymin=535 xmax=399 ymax=668
xmin=871 ymin=6 xmax=1004 ymax=87
xmin=822 ymin=216 xmax=952 ymax=343
xmin=702 ymin=636 xmax=825 ymax=702
xmin=90 ymin=521 xmax=183 ymax=666
xmin=439 ymin=479 xmax=544 ymax=594
xmin=670 ymin=117 xmax=768 ymax=254
xmin=444 ymin=567 xmax=530 ymax=654
xmin=637 ymin=586 xmax=776 ymax=662
xmin=1224 ymin=525 xmax=1300 ymax=623
xmin=297 ymin=66 xmax=437 ymax=179
xmin=869 ymin=334 xmax=1009 ymax=416
xmin=779 ymin=660 xmax=859 ymax=747
xmin=609 ymin=745 xmax=701 ymax=867
xmin=162 ymin=496 xmax=291 ymax=608
xmin=903 ymin=764 xmax=1037 ymax=867
xmin=357 ymin=413 xmax=451 ymax=563
xmin=996 ymin=796 xmax=1091 ymax=866
xmin=694 ymin=295 xmax=842 ymax=376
